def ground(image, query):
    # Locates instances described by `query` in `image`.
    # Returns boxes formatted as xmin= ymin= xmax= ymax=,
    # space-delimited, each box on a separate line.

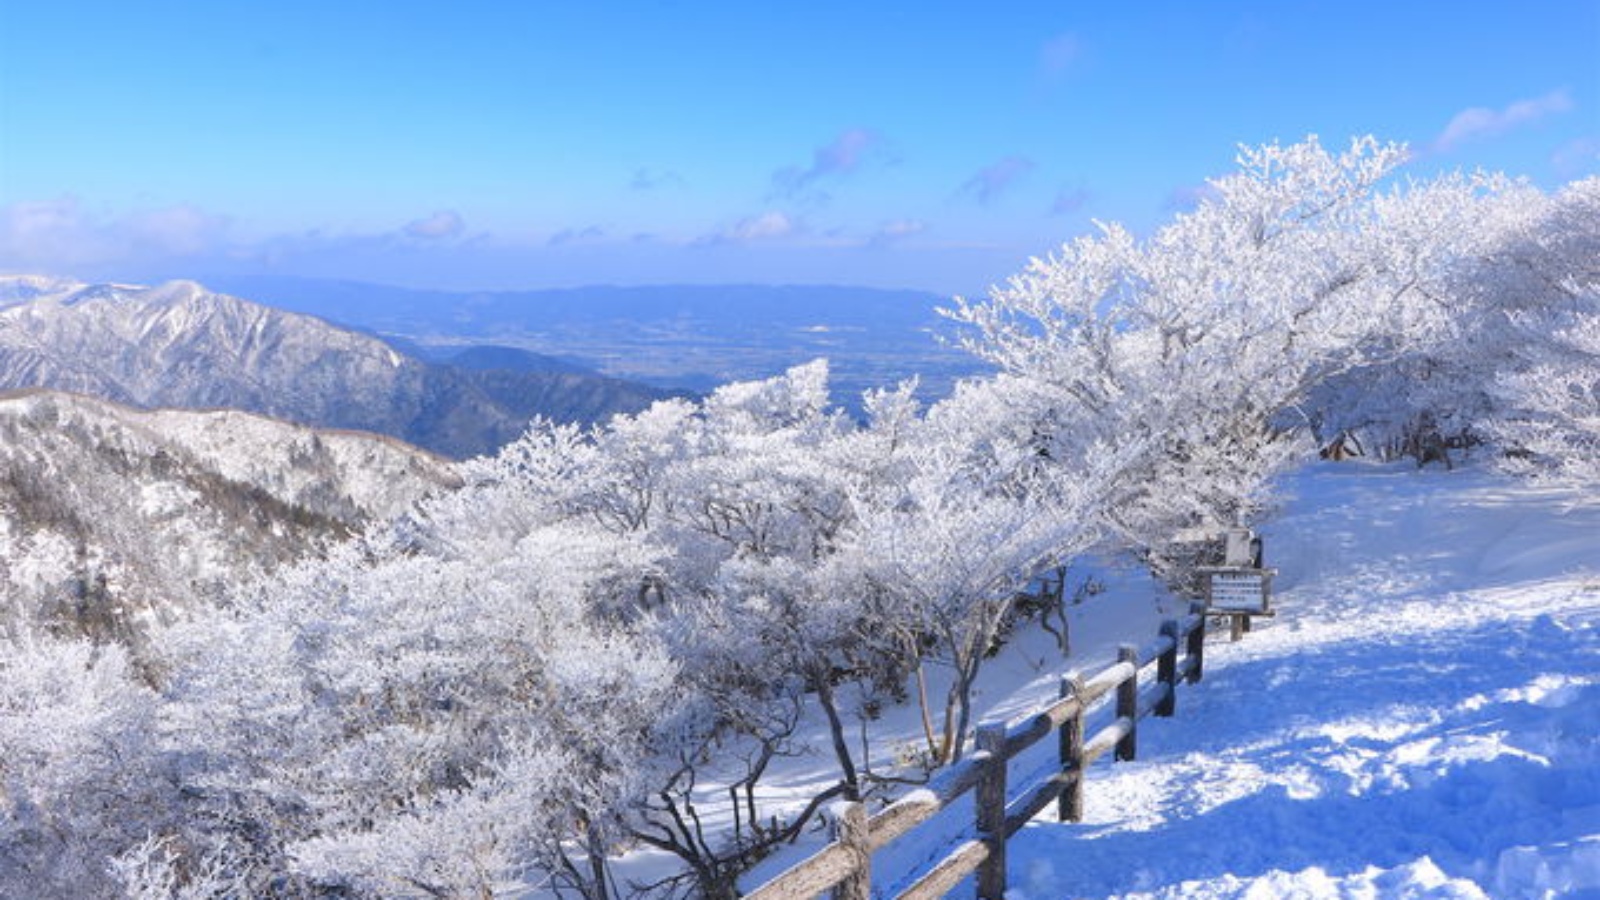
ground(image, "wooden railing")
xmin=743 ymin=602 xmax=1210 ymax=900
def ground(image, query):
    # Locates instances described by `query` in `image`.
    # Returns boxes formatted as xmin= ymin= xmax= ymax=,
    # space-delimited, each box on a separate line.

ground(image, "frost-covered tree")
xmin=1477 ymin=179 xmax=1600 ymax=489
xmin=616 ymin=365 xmax=893 ymax=895
xmin=1488 ymin=293 xmax=1600 ymax=490
xmin=846 ymin=377 xmax=1105 ymax=762
xmin=154 ymin=505 xmax=680 ymax=897
xmin=0 ymin=636 xmax=171 ymax=898
xmin=1302 ymin=171 xmax=1592 ymax=461
xmin=109 ymin=833 xmax=244 ymax=900
xmin=942 ymin=136 xmax=1573 ymax=568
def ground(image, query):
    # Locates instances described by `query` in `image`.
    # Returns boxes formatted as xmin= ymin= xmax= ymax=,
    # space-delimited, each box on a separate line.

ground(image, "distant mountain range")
xmin=206 ymin=275 xmax=987 ymax=403
xmin=0 ymin=388 xmax=459 ymax=647
xmin=0 ymin=274 xmax=985 ymax=457
xmin=0 ymin=276 xmax=674 ymax=458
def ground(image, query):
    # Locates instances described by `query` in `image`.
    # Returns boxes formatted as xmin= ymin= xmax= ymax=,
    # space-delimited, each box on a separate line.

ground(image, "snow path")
xmin=1007 ymin=462 xmax=1600 ymax=899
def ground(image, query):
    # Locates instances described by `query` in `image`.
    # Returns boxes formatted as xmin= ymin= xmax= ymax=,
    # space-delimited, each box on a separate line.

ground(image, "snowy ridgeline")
xmin=0 ymin=276 xmax=673 ymax=459
xmin=0 ymin=389 xmax=460 ymax=640
xmin=727 ymin=462 xmax=1598 ymax=899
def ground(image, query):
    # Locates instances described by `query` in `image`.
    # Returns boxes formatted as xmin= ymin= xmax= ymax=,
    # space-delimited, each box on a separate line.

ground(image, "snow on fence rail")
xmin=743 ymin=604 xmax=1210 ymax=900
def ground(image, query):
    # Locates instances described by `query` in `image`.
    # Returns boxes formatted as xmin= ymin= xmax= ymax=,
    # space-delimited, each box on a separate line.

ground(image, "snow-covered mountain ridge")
xmin=0 ymin=276 xmax=671 ymax=458
xmin=0 ymin=388 xmax=462 ymax=520
xmin=0 ymin=388 xmax=459 ymax=645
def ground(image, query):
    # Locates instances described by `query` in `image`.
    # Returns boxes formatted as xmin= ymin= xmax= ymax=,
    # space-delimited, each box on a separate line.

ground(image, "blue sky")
xmin=2 ymin=1 xmax=1597 ymax=296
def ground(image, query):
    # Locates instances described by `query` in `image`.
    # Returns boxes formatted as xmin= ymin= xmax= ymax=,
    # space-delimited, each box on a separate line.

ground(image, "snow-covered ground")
xmin=637 ymin=459 xmax=1598 ymax=899
xmin=1006 ymin=461 xmax=1599 ymax=899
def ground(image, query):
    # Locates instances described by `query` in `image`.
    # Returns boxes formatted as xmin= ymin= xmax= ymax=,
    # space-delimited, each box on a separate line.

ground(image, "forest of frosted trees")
xmin=3 ymin=137 xmax=1598 ymax=898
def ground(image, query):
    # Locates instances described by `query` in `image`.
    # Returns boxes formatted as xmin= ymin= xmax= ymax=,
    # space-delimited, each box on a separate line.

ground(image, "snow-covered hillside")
xmin=988 ymin=462 xmax=1600 ymax=898
xmin=0 ymin=389 xmax=459 ymax=644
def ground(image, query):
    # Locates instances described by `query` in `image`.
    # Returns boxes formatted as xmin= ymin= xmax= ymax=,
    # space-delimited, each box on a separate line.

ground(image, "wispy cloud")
xmin=959 ymin=156 xmax=1035 ymax=205
xmin=630 ymin=167 xmax=685 ymax=191
xmin=697 ymin=211 xmax=801 ymax=246
xmin=547 ymin=225 xmax=606 ymax=246
xmin=1051 ymin=184 xmax=1091 ymax=215
xmin=0 ymin=197 xmax=232 ymax=269
xmin=1039 ymin=32 xmax=1084 ymax=79
xmin=403 ymin=210 xmax=466 ymax=241
xmin=127 ymin=205 xmax=230 ymax=255
xmin=772 ymin=129 xmax=886 ymax=199
xmin=0 ymin=197 xmax=508 ymax=285
xmin=1430 ymin=89 xmax=1574 ymax=153
xmin=868 ymin=218 xmax=928 ymax=246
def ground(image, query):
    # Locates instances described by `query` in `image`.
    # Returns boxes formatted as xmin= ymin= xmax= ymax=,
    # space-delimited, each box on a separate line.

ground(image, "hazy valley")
xmin=207 ymin=275 xmax=987 ymax=403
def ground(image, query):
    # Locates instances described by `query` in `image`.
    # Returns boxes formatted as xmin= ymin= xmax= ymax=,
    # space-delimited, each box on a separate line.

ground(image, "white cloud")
xmin=127 ymin=205 xmax=229 ymax=255
xmin=0 ymin=197 xmax=230 ymax=271
xmin=547 ymin=225 xmax=606 ymax=246
xmin=0 ymin=197 xmax=97 ymax=265
xmin=402 ymin=210 xmax=466 ymax=241
xmin=731 ymin=211 xmax=798 ymax=241
xmin=1431 ymin=89 xmax=1574 ymax=152
xmin=869 ymin=218 xmax=927 ymax=245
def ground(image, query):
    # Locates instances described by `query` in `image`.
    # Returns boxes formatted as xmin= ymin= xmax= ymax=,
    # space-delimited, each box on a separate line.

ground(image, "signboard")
xmin=1207 ymin=569 xmax=1270 ymax=613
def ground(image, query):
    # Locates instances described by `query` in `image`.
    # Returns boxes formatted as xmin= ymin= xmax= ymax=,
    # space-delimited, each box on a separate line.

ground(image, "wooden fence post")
xmin=832 ymin=801 xmax=870 ymax=900
xmin=1187 ymin=601 xmax=1207 ymax=683
xmin=1115 ymin=644 xmax=1138 ymax=762
xmin=975 ymin=723 xmax=1008 ymax=900
xmin=1156 ymin=619 xmax=1179 ymax=717
xmin=1058 ymin=671 xmax=1085 ymax=822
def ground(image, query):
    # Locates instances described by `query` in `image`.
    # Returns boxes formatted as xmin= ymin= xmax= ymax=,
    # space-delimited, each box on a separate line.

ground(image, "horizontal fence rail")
xmin=744 ymin=603 xmax=1213 ymax=900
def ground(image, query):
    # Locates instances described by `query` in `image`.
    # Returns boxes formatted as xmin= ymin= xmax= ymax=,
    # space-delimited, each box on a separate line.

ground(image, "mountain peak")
xmin=0 ymin=277 xmax=673 ymax=457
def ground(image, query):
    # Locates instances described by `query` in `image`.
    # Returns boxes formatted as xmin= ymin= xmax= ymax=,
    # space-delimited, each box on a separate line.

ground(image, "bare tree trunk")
xmin=939 ymin=686 xmax=959 ymax=764
xmin=948 ymin=651 xmax=982 ymax=764
xmin=912 ymin=655 xmax=939 ymax=761
xmin=812 ymin=666 xmax=860 ymax=800
xmin=585 ymin=825 xmax=612 ymax=900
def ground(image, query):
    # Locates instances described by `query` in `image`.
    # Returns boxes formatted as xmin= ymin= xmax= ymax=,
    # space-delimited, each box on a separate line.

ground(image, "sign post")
xmin=1199 ymin=530 xmax=1276 ymax=640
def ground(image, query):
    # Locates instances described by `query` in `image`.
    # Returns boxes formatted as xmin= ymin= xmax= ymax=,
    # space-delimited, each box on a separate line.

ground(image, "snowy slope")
xmin=0 ymin=389 xmax=460 ymax=644
xmin=1003 ymin=461 xmax=1599 ymax=899
xmin=715 ymin=461 xmax=1597 ymax=900
xmin=140 ymin=404 xmax=462 ymax=521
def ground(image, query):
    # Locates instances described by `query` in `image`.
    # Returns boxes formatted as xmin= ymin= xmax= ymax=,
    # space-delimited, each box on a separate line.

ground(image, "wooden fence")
xmin=743 ymin=602 xmax=1210 ymax=900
